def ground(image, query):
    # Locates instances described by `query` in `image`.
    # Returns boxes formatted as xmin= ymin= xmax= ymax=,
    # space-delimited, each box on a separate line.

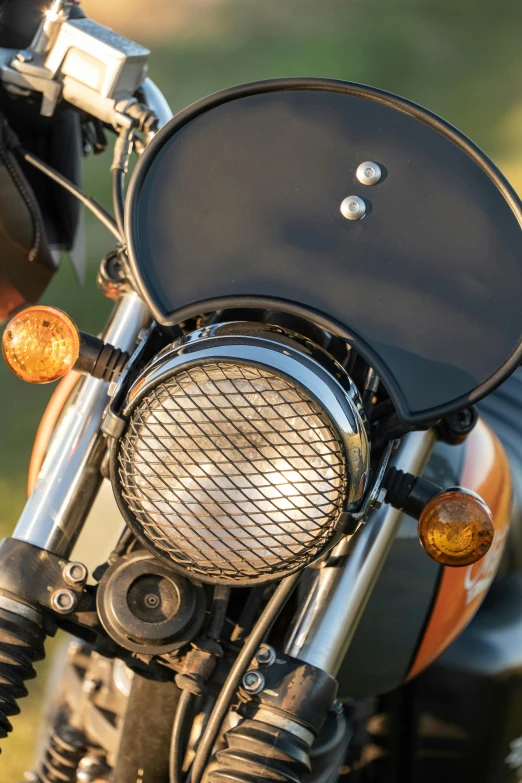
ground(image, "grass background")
xmin=4 ymin=0 xmax=522 ymax=777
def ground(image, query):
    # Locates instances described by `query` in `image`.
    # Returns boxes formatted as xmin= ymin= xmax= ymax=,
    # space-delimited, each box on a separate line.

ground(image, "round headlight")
xmin=113 ymin=324 xmax=369 ymax=585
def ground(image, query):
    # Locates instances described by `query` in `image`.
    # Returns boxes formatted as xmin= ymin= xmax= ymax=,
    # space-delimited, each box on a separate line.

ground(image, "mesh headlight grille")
xmin=118 ymin=362 xmax=347 ymax=584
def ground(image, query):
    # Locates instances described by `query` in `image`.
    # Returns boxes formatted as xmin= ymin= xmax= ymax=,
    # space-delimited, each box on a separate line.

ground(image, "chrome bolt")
xmin=255 ymin=644 xmax=276 ymax=668
xmin=340 ymin=195 xmax=366 ymax=221
xmin=16 ymin=51 xmax=34 ymax=64
xmin=77 ymin=752 xmax=110 ymax=782
xmin=356 ymin=161 xmax=382 ymax=186
xmin=23 ymin=772 xmax=40 ymax=783
xmin=242 ymin=670 xmax=265 ymax=694
xmin=82 ymin=678 xmax=101 ymax=694
xmin=63 ymin=561 xmax=88 ymax=587
xmin=372 ymin=487 xmax=388 ymax=510
xmin=51 ymin=588 xmax=77 ymax=614
xmin=67 ymin=640 xmax=86 ymax=657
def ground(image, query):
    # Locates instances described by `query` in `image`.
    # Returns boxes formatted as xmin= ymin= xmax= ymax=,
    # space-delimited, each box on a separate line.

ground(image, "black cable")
xmin=112 ymin=167 xmax=126 ymax=240
xmin=112 ymin=527 xmax=135 ymax=558
xmin=229 ymin=586 xmax=265 ymax=643
xmin=190 ymin=572 xmax=301 ymax=783
xmin=20 ymin=149 xmax=123 ymax=243
xmin=207 ymin=586 xmax=230 ymax=641
xmin=169 ymin=689 xmax=194 ymax=783
xmin=111 ymin=127 xmax=134 ymax=240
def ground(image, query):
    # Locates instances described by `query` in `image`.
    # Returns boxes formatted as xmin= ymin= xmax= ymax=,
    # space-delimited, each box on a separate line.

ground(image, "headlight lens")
xmin=113 ymin=323 xmax=369 ymax=586
xmin=118 ymin=361 xmax=347 ymax=584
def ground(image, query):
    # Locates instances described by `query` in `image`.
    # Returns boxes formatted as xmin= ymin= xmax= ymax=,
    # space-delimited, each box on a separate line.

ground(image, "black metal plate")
xmin=126 ymin=78 xmax=522 ymax=424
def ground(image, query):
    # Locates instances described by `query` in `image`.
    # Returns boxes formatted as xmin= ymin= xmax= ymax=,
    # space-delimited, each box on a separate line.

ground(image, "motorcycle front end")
xmin=0 ymin=2 xmax=521 ymax=783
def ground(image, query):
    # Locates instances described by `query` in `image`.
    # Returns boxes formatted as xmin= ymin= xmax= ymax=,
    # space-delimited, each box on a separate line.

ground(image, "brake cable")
xmin=189 ymin=572 xmax=301 ymax=783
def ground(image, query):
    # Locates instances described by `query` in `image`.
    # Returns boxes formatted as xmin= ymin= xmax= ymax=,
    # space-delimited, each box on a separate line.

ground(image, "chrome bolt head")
xmin=51 ymin=588 xmax=77 ymax=614
xmin=77 ymin=752 xmax=110 ymax=782
xmin=340 ymin=195 xmax=366 ymax=221
xmin=356 ymin=161 xmax=382 ymax=186
xmin=255 ymin=644 xmax=276 ymax=668
xmin=82 ymin=678 xmax=102 ymax=695
xmin=372 ymin=487 xmax=388 ymax=510
xmin=63 ymin=561 xmax=88 ymax=587
xmin=16 ymin=51 xmax=34 ymax=64
xmin=242 ymin=670 xmax=265 ymax=694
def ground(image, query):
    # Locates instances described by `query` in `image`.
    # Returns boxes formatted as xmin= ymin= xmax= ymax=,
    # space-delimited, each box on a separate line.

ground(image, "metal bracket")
xmin=0 ymin=538 xmax=86 ymax=614
xmin=348 ymin=439 xmax=399 ymax=524
xmin=101 ymin=409 xmax=127 ymax=439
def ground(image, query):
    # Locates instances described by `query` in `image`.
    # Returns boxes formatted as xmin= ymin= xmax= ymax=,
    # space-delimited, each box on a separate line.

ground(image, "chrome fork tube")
xmin=284 ymin=429 xmax=436 ymax=676
xmin=12 ymin=77 xmax=172 ymax=557
xmin=12 ymin=292 xmax=149 ymax=557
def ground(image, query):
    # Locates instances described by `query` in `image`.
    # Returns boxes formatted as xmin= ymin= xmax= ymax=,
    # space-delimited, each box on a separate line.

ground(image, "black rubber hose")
xmin=169 ymin=689 xmax=194 ymax=783
xmin=190 ymin=572 xmax=301 ymax=783
xmin=229 ymin=586 xmax=265 ymax=644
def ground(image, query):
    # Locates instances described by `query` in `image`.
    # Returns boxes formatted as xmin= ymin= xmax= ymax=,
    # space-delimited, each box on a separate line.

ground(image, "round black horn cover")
xmin=126 ymin=78 xmax=522 ymax=424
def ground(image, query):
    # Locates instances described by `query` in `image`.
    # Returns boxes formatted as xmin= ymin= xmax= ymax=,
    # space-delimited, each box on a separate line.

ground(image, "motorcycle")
xmin=0 ymin=1 xmax=521 ymax=781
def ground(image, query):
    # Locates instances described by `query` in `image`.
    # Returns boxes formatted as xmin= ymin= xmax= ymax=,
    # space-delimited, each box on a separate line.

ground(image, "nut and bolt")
xmin=77 ymin=752 xmax=110 ymax=782
xmin=255 ymin=644 xmax=276 ymax=668
xmin=16 ymin=51 xmax=34 ymax=64
xmin=68 ymin=640 xmax=87 ymax=657
xmin=242 ymin=670 xmax=265 ymax=694
xmin=63 ymin=561 xmax=88 ymax=587
xmin=50 ymin=588 xmax=78 ymax=614
xmin=329 ymin=699 xmax=344 ymax=716
xmin=372 ymin=487 xmax=388 ymax=510
xmin=82 ymin=678 xmax=102 ymax=695
xmin=356 ymin=161 xmax=382 ymax=186
xmin=340 ymin=195 xmax=366 ymax=221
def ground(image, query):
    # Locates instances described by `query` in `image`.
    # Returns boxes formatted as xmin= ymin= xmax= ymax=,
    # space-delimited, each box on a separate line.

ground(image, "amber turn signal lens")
xmin=2 ymin=306 xmax=80 ymax=384
xmin=418 ymin=489 xmax=494 ymax=567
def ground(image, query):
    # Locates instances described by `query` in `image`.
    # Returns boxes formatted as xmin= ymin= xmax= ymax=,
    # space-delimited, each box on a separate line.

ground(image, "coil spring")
xmin=38 ymin=719 xmax=86 ymax=783
xmin=0 ymin=606 xmax=46 ymax=741
xmin=204 ymin=718 xmax=311 ymax=783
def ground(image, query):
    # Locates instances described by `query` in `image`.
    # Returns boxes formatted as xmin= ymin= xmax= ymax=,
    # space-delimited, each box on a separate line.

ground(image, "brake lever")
xmin=0 ymin=0 xmax=150 ymax=127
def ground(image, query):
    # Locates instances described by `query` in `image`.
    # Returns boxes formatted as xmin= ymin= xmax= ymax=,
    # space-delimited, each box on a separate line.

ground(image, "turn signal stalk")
xmin=2 ymin=306 xmax=129 ymax=384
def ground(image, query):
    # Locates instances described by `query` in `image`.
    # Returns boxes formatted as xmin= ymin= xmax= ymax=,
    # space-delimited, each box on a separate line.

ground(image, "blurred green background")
xmin=3 ymin=0 xmax=522 ymax=777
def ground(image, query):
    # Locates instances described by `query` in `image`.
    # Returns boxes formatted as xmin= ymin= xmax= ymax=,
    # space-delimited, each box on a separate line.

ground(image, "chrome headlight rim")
xmin=110 ymin=324 xmax=370 ymax=586
xmin=122 ymin=324 xmax=370 ymax=503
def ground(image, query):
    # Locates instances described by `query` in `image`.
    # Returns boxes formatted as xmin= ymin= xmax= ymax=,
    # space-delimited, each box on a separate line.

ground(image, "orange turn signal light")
xmin=2 ymin=306 xmax=80 ymax=384
xmin=418 ymin=488 xmax=494 ymax=567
